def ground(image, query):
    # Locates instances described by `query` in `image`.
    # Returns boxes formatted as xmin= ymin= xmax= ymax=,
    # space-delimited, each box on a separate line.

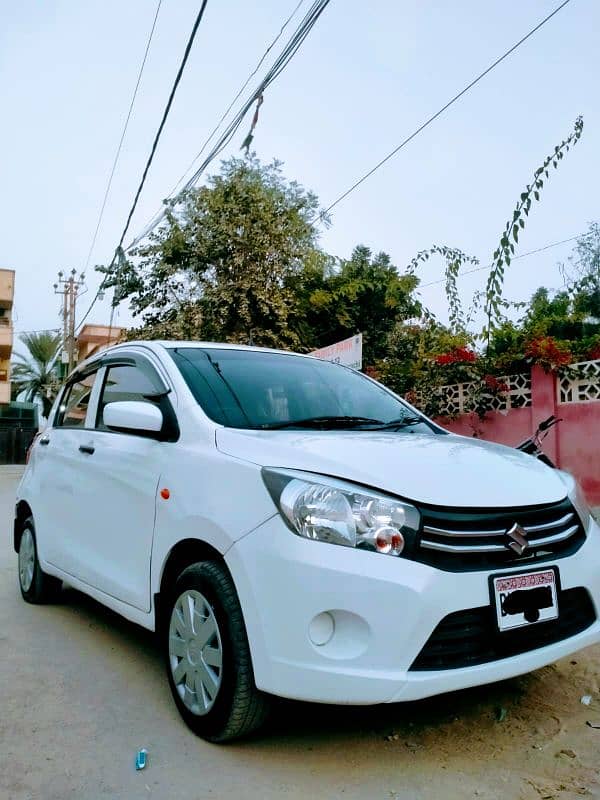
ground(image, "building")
xmin=0 ymin=269 xmax=15 ymax=405
xmin=76 ymin=323 xmax=124 ymax=363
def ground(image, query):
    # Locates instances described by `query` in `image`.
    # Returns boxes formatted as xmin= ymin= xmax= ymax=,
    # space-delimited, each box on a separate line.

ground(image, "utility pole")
xmin=54 ymin=269 xmax=86 ymax=376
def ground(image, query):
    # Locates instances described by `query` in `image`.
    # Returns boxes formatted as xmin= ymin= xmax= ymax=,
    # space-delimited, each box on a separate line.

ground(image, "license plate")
xmin=491 ymin=568 xmax=558 ymax=632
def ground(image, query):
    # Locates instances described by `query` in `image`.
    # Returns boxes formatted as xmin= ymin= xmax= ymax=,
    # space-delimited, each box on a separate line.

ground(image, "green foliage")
xmin=11 ymin=331 xmax=61 ymax=417
xmin=378 ymin=317 xmax=478 ymax=416
xmin=93 ymin=138 xmax=597 ymax=425
xmin=296 ymin=245 xmax=421 ymax=363
xmin=104 ymin=155 xmax=327 ymax=349
xmin=484 ymin=320 xmax=527 ymax=374
xmin=407 ymin=246 xmax=479 ymax=331
xmin=102 ymin=157 xmax=421 ymax=362
xmin=480 ymin=231 xmax=600 ymax=378
xmin=391 ymin=118 xmax=588 ymax=421
xmin=483 ymin=117 xmax=584 ymax=345
xmin=569 ymin=221 xmax=600 ymax=281
xmin=524 ymin=288 xmax=573 ymax=337
xmin=566 ymin=222 xmax=600 ymax=319
xmin=479 ymin=224 xmax=600 ymax=375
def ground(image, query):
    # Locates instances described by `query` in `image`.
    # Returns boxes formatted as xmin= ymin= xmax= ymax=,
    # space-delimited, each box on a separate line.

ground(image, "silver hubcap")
xmin=18 ymin=528 xmax=35 ymax=592
xmin=168 ymin=589 xmax=223 ymax=716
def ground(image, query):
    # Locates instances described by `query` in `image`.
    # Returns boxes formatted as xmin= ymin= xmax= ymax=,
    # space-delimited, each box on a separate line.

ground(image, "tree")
xmin=293 ymin=245 xmax=420 ymax=363
xmin=11 ymin=332 xmax=61 ymax=417
xmin=482 ymin=255 xmax=600 ymax=376
xmin=379 ymin=117 xmax=588 ymax=421
xmin=378 ymin=316 xmax=478 ymax=411
xmin=105 ymin=155 xmax=327 ymax=349
xmin=567 ymin=222 xmax=600 ymax=320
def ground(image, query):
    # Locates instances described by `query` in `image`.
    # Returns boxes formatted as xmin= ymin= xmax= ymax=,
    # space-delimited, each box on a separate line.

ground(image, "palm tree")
xmin=12 ymin=331 xmax=62 ymax=417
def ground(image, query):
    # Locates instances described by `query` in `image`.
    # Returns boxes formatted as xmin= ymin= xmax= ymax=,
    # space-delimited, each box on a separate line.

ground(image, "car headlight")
xmin=556 ymin=469 xmax=591 ymax=531
xmin=262 ymin=468 xmax=420 ymax=556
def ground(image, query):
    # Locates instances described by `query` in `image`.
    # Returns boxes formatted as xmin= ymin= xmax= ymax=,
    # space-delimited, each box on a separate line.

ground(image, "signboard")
xmin=309 ymin=333 xmax=362 ymax=370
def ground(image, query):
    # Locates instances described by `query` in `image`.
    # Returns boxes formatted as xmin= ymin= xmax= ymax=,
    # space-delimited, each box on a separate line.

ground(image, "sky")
xmin=1 ymin=0 xmax=599 ymax=348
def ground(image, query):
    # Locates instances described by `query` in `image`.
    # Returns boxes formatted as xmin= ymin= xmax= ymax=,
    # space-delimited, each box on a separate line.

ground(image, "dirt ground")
xmin=1 ymin=467 xmax=600 ymax=800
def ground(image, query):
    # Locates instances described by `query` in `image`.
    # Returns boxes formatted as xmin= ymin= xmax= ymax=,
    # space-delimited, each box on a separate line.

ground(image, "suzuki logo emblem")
xmin=505 ymin=522 xmax=529 ymax=555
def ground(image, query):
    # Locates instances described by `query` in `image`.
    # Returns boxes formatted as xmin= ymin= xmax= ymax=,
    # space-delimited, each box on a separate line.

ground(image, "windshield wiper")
xmin=258 ymin=415 xmax=386 ymax=430
xmin=366 ymin=415 xmax=423 ymax=430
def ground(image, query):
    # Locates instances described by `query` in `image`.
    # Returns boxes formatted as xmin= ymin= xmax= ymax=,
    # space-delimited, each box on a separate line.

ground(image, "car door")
xmin=70 ymin=356 xmax=172 ymax=612
xmin=35 ymin=367 xmax=102 ymax=573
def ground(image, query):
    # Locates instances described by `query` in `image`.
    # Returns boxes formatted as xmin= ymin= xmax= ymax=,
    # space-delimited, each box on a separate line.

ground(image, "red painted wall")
xmin=437 ymin=366 xmax=600 ymax=506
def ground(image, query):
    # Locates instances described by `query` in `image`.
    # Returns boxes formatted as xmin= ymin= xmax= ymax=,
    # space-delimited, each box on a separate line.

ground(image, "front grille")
xmin=410 ymin=587 xmax=596 ymax=671
xmin=414 ymin=497 xmax=585 ymax=571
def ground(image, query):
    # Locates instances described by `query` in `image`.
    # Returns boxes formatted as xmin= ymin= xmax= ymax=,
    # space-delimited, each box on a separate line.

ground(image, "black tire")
xmin=18 ymin=517 xmax=62 ymax=604
xmin=163 ymin=561 xmax=270 ymax=742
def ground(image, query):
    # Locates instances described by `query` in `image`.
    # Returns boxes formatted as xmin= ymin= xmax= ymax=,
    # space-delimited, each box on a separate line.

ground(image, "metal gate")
xmin=0 ymin=428 xmax=37 ymax=464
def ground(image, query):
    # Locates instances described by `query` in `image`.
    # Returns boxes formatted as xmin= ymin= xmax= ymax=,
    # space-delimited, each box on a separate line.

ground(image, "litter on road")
xmin=135 ymin=749 xmax=148 ymax=771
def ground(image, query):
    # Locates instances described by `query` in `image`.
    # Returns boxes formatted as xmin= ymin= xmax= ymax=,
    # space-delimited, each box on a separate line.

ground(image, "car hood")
xmin=216 ymin=428 xmax=568 ymax=508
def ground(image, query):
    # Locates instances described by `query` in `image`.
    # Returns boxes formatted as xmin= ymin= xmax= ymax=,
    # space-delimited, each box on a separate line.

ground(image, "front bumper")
xmin=226 ymin=514 xmax=600 ymax=704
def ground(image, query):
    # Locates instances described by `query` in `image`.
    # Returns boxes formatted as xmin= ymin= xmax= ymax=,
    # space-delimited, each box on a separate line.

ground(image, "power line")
xmin=315 ymin=0 xmax=574 ymax=222
xmin=128 ymin=0 xmax=309 ymax=246
xmin=83 ymin=0 xmax=328 ymax=336
xmin=14 ymin=328 xmax=61 ymax=337
xmin=77 ymin=0 xmax=211 ymax=331
xmin=75 ymin=283 xmax=105 ymax=333
xmin=167 ymin=0 xmax=306 ymax=200
xmin=118 ymin=0 xmax=210 ymax=251
xmin=126 ymin=0 xmax=332 ymax=251
xmin=83 ymin=0 xmax=163 ymax=271
xmin=419 ymin=233 xmax=584 ymax=289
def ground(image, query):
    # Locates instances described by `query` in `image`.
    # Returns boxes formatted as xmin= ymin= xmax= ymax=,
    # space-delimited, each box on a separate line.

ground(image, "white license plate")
xmin=492 ymin=569 xmax=558 ymax=632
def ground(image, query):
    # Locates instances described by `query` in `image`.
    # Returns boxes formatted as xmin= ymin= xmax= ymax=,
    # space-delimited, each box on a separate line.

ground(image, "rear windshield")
xmin=169 ymin=347 xmax=434 ymax=432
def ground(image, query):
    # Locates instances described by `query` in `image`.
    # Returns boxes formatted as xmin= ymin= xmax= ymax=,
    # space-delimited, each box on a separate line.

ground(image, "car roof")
xmin=150 ymin=340 xmax=298 ymax=352
xmin=116 ymin=340 xmax=309 ymax=356
xmin=74 ymin=340 xmax=318 ymax=376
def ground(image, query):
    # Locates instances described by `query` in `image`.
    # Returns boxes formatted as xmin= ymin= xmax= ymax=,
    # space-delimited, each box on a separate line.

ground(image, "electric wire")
xmin=126 ymin=0 xmax=331 ymax=251
xmin=167 ymin=0 xmax=306 ymax=200
xmin=14 ymin=328 xmax=61 ymax=336
xmin=77 ymin=0 xmax=211 ymax=331
xmin=79 ymin=0 xmax=574 ymax=330
xmin=418 ymin=234 xmax=585 ymax=289
xmin=83 ymin=0 xmax=163 ymax=272
xmin=118 ymin=0 xmax=210 ymax=251
xmin=314 ymin=0 xmax=573 ymax=223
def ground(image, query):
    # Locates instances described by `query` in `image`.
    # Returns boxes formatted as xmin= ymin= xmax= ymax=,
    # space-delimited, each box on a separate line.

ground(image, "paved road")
xmin=2 ymin=469 xmax=600 ymax=800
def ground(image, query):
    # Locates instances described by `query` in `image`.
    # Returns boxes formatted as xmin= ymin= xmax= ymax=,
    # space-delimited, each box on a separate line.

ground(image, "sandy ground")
xmin=1 ymin=468 xmax=600 ymax=800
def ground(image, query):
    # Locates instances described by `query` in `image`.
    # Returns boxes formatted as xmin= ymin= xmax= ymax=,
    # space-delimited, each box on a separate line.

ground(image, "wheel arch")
xmin=14 ymin=500 xmax=33 ymax=552
xmin=154 ymin=538 xmax=231 ymax=630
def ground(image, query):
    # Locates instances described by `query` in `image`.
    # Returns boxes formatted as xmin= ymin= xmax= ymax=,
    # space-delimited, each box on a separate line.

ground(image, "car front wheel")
xmin=18 ymin=517 xmax=62 ymax=603
xmin=164 ymin=561 xmax=270 ymax=742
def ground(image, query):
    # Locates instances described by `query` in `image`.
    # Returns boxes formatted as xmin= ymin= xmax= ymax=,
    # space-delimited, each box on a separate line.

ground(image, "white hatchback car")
xmin=15 ymin=341 xmax=600 ymax=741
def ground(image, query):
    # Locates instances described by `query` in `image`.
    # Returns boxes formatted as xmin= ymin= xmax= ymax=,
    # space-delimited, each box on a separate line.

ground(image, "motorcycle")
xmin=516 ymin=414 xmax=561 ymax=468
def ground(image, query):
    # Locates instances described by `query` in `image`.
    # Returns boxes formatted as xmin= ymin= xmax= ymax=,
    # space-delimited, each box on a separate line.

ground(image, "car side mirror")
xmin=103 ymin=401 xmax=163 ymax=434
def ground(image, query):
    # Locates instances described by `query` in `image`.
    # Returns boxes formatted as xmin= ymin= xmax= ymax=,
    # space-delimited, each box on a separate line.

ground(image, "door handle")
xmin=79 ymin=444 xmax=95 ymax=455
xmin=39 ymin=435 xmax=50 ymax=446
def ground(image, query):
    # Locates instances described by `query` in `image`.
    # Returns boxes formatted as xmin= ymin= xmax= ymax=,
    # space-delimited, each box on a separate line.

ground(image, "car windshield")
xmin=169 ymin=347 xmax=437 ymax=433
